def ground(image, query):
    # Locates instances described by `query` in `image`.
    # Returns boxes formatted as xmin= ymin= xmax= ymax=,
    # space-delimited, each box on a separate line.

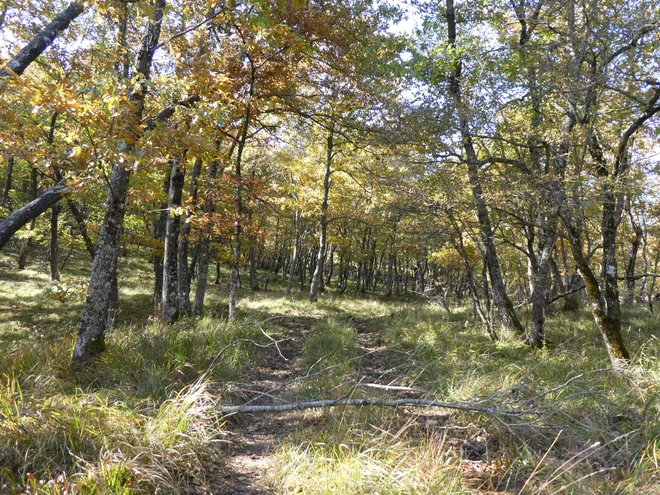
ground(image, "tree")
xmin=73 ymin=0 xmax=167 ymax=364
xmin=443 ymin=0 xmax=525 ymax=336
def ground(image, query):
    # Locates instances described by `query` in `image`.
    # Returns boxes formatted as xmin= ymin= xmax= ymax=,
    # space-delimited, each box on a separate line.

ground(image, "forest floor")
xmin=1 ymin=250 xmax=660 ymax=494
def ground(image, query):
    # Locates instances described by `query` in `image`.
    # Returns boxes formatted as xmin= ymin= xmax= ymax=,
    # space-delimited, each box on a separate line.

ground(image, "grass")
xmin=269 ymin=409 xmax=465 ymax=495
xmin=0 ymin=248 xmax=660 ymax=493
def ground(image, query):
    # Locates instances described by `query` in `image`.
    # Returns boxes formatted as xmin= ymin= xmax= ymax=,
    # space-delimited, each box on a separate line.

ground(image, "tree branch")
xmin=219 ymin=397 xmax=539 ymax=416
xmin=143 ymin=95 xmax=202 ymax=130
xmin=0 ymin=1 xmax=86 ymax=80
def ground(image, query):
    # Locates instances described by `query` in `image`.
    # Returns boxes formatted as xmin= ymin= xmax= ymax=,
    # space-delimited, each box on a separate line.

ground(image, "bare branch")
xmin=219 ymin=397 xmax=540 ymax=416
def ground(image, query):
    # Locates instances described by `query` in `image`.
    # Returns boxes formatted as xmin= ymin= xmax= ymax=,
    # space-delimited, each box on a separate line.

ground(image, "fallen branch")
xmin=219 ymin=398 xmax=539 ymax=416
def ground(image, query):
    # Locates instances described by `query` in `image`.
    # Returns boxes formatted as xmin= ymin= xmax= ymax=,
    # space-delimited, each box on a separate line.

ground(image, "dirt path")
xmin=214 ymin=316 xmax=315 ymax=494
xmin=214 ymin=314 xmax=394 ymax=495
xmin=212 ymin=311 xmax=513 ymax=494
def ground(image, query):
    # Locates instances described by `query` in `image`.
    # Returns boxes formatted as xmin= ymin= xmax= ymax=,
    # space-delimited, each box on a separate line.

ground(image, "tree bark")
xmin=153 ymin=171 xmax=170 ymax=306
xmin=0 ymin=182 xmax=70 ymax=252
xmin=17 ymin=168 xmax=39 ymax=269
xmin=73 ymin=0 xmax=166 ymax=365
xmin=73 ymin=164 xmax=131 ymax=363
xmin=193 ymin=160 xmax=219 ymax=317
xmin=286 ymin=209 xmax=301 ymax=295
xmin=529 ymin=213 xmax=558 ymax=348
xmin=162 ymin=161 xmax=185 ymax=323
xmin=178 ymin=157 xmax=201 ymax=315
xmin=386 ymin=252 xmax=394 ymax=297
xmin=2 ymin=157 xmax=13 ymax=209
xmin=106 ymin=270 xmax=119 ymax=329
xmin=624 ymin=203 xmax=643 ymax=306
xmin=565 ymin=222 xmax=630 ymax=367
xmin=228 ymin=108 xmax=251 ymax=322
xmin=247 ymin=207 xmax=259 ymax=291
xmin=49 ymin=204 xmax=60 ymax=281
xmin=325 ymin=244 xmax=335 ymax=288
xmin=0 ymin=1 xmax=86 ymax=81
xmin=249 ymin=243 xmax=259 ymax=290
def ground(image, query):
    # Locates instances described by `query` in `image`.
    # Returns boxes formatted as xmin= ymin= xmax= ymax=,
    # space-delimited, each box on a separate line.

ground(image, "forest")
xmin=1 ymin=0 xmax=660 ymax=493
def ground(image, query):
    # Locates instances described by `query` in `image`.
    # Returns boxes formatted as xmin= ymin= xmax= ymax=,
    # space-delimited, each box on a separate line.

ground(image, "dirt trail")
xmin=214 ymin=314 xmax=392 ymax=495
xmin=214 ymin=316 xmax=314 ymax=494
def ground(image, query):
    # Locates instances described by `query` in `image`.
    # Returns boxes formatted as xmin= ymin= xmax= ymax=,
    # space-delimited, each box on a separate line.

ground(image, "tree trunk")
xmin=529 ymin=213 xmax=558 ymax=349
xmin=249 ymin=243 xmax=259 ymax=290
xmin=73 ymin=0 xmax=166 ymax=364
xmin=624 ymin=204 xmax=643 ymax=306
xmin=49 ymin=204 xmax=60 ymax=281
xmin=310 ymin=128 xmax=333 ymax=302
xmin=386 ymin=252 xmax=394 ymax=296
xmin=639 ymin=226 xmax=649 ymax=303
xmin=445 ymin=0 xmax=524 ymax=336
xmin=646 ymin=247 xmax=660 ymax=312
xmin=153 ymin=171 xmax=169 ymax=306
xmin=178 ymin=157 xmax=201 ymax=315
xmin=286 ymin=209 xmax=301 ymax=295
xmin=0 ymin=1 xmax=85 ymax=80
xmin=325 ymin=244 xmax=335 ymax=288
xmin=17 ymin=168 xmax=39 ymax=269
xmin=66 ymin=199 xmax=95 ymax=259
xmin=567 ymin=223 xmax=630 ymax=367
xmin=229 ymin=109 xmax=251 ymax=322
xmin=414 ymin=257 xmax=425 ymax=294
xmin=193 ymin=159 xmax=219 ymax=317
xmin=2 ymin=156 xmax=13 ymax=209
xmin=0 ymin=183 xmax=71 ymax=249
xmin=299 ymin=250 xmax=307 ymax=291
xmin=106 ymin=271 xmax=119 ymax=329
xmin=162 ymin=161 xmax=185 ymax=323
xmin=73 ymin=164 xmax=131 ymax=363
xmin=550 ymin=256 xmax=564 ymax=298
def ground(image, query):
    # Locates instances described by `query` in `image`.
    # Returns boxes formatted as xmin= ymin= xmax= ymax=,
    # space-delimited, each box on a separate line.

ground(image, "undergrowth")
xmin=1 ymin=255 xmax=660 ymax=493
